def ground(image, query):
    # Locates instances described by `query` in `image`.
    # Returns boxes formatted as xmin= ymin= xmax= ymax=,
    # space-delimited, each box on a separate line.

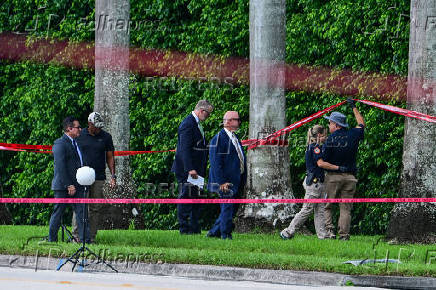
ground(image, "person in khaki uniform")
xmin=72 ymin=112 xmax=116 ymax=243
xmin=317 ymin=98 xmax=365 ymax=241
xmin=280 ymin=125 xmax=330 ymax=240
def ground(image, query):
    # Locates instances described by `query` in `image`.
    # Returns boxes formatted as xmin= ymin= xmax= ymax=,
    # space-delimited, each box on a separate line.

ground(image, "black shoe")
xmin=206 ymin=232 xmax=220 ymax=238
xmin=221 ymin=234 xmax=232 ymax=240
xmin=339 ymin=236 xmax=350 ymax=241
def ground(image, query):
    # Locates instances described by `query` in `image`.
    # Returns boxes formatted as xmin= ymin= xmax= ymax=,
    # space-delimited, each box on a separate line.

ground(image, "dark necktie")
xmin=72 ymin=140 xmax=83 ymax=166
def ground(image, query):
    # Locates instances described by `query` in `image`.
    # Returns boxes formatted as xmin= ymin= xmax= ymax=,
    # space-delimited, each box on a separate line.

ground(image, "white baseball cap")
xmin=88 ymin=112 xmax=105 ymax=128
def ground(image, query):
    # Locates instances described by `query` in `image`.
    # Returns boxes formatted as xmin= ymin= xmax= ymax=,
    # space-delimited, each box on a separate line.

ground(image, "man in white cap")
xmin=317 ymin=98 xmax=365 ymax=241
xmin=72 ymin=112 xmax=116 ymax=243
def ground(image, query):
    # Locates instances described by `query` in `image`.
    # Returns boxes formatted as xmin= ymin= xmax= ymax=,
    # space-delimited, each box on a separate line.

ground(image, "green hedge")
xmin=0 ymin=0 xmax=409 ymax=234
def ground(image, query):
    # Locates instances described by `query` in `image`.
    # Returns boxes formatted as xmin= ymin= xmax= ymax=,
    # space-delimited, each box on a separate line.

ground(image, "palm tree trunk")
xmin=237 ymin=0 xmax=295 ymax=232
xmin=94 ymin=0 xmax=133 ymax=229
xmin=387 ymin=0 xmax=436 ymax=243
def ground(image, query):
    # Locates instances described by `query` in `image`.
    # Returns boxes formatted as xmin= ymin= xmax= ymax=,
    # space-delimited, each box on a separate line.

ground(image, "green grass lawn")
xmin=0 ymin=225 xmax=434 ymax=277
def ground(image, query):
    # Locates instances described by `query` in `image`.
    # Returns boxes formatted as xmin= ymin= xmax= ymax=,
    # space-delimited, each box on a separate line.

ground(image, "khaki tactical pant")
xmin=72 ymin=179 xmax=105 ymax=241
xmin=283 ymin=177 xmax=328 ymax=239
xmin=324 ymin=172 xmax=357 ymax=239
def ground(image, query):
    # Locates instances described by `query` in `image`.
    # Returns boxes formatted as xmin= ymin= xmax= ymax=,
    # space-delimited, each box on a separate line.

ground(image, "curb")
xmin=1 ymin=254 xmax=435 ymax=289
xmin=344 ymin=275 xmax=436 ymax=289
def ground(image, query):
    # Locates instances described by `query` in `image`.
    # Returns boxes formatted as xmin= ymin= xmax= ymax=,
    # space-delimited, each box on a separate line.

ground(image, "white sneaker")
xmin=279 ymin=229 xmax=294 ymax=240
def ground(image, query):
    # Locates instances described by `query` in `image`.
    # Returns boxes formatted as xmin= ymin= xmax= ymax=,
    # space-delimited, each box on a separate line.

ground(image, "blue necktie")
xmin=72 ymin=140 xmax=83 ymax=166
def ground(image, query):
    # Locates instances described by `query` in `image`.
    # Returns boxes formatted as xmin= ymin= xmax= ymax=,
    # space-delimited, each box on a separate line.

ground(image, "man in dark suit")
xmin=207 ymin=111 xmax=247 ymax=240
xmin=48 ymin=116 xmax=90 ymax=242
xmin=171 ymin=100 xmax=213 ymax=234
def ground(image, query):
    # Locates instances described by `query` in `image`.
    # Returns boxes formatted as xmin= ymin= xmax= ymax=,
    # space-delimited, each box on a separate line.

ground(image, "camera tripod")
xmin=60 ymin=221 xmax=77 ymax=243
xmin=56 ymin=186 xmax=117 ymax=272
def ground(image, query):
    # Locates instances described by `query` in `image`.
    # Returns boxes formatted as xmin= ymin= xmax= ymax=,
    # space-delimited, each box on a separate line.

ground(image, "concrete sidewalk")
xmin=1 ymin=254 xmax=435 ymax=289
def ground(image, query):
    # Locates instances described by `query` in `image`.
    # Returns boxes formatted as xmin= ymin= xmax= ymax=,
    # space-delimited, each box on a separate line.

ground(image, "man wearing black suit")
xmin=207 ymin=111 xmax=246 ymax=240
xmin=48 ymin=116 xmax=90 ymax=242
xmin=171 ymin=100 xmax=213 ymax=234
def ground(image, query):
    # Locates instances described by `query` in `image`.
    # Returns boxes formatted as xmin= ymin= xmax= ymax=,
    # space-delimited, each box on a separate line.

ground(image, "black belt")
xmin=306 ymin=175 xmax=323 ymax=186
xmin=327 ymin=171 xmax=355 ymax=175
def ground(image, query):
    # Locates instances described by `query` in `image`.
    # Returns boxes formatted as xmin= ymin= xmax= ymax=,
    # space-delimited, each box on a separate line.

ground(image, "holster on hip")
xmin=306 ymin=172 xmax=315 ymax=186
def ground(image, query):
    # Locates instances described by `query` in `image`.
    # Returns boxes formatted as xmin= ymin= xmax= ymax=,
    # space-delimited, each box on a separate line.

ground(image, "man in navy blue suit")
xmin=171 ymin=100 xmax=213 ymax=234
xmin=48 ymin=116 xmax=90 ymax=242
xmin=207 ymin=111 xmax=247 ymax=240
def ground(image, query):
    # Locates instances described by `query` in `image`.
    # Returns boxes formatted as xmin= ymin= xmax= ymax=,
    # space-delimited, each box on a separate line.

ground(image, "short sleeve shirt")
xmin=322 ymin=126 xmax=364 ymax=174
xmin=305 ymin=143 xmax=324 ymax=181
xmin=76 ymin=128 xmax=115 ymax=180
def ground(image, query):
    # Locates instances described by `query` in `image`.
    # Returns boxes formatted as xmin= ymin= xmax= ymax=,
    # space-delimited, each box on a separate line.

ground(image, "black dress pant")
xmin=48 ymin=189 xmax=90 ymax=242
xmin=177 ymin=181 xmax=201 ymax=234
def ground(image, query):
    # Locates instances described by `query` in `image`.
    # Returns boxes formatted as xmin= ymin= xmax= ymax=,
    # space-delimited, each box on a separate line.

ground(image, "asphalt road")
xmin=0 ymin=267 xmax=387 ymax=290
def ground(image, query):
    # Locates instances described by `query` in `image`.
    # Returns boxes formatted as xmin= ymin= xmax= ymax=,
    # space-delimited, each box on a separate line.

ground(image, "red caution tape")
xmin=0 ymin=145 xmax=25 ymax=152
xmin=356 ymin=99 xmax=436 ymax=123
xmin=0 ymin=143 xmax=51 ymax=150
xmin=241 ymin=139 xmax=289 ymax=147
xmin=1 ymin=99 xmax=435 ymax=154
xmin=247 ymin=101 xmax=346 ymax=149
xmin=0 ymin=143 xmax=174 ymax=155
xmin=114 ymin=149 xmax=175 ymax=156
xmin=247 ymin=99 xmax=436 ymax=149
xmin=0 ymin=197 xmax=435 ymax=204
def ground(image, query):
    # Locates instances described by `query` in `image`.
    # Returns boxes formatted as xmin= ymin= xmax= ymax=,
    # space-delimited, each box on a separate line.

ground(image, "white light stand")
xmin=57 ymin=166 xmax=117 ymax=272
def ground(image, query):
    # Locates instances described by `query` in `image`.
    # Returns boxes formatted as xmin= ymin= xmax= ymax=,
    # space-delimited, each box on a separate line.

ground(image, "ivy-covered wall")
xmin=0 ymin=0 xmax=409 ymax=234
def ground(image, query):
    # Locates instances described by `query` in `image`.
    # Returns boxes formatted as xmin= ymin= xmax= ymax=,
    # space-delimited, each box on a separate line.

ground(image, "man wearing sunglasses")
xmin=207 ymin=111 xmax=246 ymax=240
xmin=48 ymin=116 xmax=90 ymax=243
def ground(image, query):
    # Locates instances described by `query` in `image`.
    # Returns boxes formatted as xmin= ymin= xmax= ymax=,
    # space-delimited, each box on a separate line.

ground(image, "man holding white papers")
xmin=207 ymin=111 xmax=247 ymax=240
xmin=171 ymin=100 xmax=213 ymax=235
